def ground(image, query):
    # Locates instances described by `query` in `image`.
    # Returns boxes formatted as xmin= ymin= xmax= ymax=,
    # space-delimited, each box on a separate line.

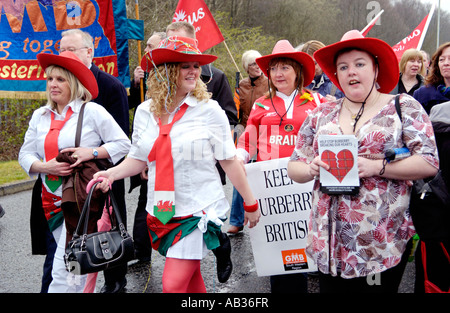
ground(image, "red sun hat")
xmin=314 ymin=30 xmax=399 ymax=94
xmin=37 ymin=51 xmax=99 ymax=99
xmin=140 ymin=36 xmax=218 ymax=72
xmin=255 ymin=39 xmax=315 ymax=86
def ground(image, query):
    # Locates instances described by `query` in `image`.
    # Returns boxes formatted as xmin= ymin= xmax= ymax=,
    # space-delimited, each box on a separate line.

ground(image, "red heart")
xmin=321 ymin=149 xmax=354 ymax=182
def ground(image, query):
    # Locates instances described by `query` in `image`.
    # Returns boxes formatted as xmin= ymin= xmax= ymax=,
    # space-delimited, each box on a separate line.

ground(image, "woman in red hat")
xmin=93 ymin=36 xmax=259 ymax=293
xmin=18 ymin=51 xmax=131 ymax=292
xmin=236 ymin=39 xmax=326 ymax=293
xmin=288 ymin=30 xmax=439 ymax=292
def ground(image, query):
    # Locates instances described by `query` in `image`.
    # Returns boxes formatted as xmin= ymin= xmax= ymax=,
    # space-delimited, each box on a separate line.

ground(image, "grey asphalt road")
xmin=0 ymin=178 xmax=415 ymax=294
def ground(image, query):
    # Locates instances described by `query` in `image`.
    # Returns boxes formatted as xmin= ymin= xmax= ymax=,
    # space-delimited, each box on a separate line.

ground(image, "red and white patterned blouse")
xmin=290 ymin=94 xmax=439 ymax=278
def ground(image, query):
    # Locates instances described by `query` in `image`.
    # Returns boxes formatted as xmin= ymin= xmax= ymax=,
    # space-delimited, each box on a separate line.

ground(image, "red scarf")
xmin=43 ymin=107 xmax=73 ymax=192
xmin=147 ymin=104 xmax=188 ymax=224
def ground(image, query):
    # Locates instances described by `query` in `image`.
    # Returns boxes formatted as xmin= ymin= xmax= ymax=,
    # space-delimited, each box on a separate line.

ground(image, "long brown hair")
xmin=425 ymin=42 xmax=450 ymax=87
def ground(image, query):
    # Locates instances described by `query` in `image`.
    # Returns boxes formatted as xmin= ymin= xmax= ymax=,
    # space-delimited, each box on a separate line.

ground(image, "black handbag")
xmin=64 ymin=181 xmax=135 ymax=275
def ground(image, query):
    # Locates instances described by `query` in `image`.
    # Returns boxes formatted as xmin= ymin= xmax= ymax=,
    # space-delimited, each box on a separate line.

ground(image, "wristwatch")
xmin=92 ymin=148 xmax=98 ymax=159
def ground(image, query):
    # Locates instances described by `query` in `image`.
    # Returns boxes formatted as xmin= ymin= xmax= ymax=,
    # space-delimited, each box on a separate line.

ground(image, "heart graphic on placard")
xmin=321 ymin=149 xmax=354 ymax=182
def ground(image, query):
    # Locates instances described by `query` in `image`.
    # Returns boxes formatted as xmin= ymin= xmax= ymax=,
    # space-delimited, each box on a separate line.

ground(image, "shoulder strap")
xmin=75 ymin=102 xmax=86 ymax=147
xmin=395 ymin=94 xmax=402 ymax=122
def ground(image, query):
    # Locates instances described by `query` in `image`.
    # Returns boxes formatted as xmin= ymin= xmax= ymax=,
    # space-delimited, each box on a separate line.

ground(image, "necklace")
xmin=343 ymin=100 xmax=359 ymax=127
xmin=343 ymin=92 xmax=381 ymax=129
xmin=272 ymin=89 xmax=298 ymax=126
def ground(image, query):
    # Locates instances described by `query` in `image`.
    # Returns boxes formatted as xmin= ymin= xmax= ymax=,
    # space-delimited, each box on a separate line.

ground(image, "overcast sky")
xmin=421 ymin=0 xmax=450 ymax=13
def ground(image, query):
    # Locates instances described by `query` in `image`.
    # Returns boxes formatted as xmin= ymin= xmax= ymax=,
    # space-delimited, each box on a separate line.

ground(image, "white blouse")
xmin=19 ymin=99 xmax=131 ymax=178
xmin=129 ymin=95 xmax=236 ymax=221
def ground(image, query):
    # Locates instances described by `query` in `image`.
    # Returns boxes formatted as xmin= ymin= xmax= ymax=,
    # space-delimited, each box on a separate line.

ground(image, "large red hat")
xmin=37 ymin=51 xmax=99 ymax=99
xmin=256 ymin=39 xmax=315 ymax=86
xmin=314 ymin=30 xmax=399 ymax=94
xmin=140 ymin=36 xmax=217 ymax=72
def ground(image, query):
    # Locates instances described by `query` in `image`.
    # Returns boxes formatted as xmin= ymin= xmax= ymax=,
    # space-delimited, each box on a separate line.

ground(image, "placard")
xmin=246 ymin=157 xmax=317 ymax=277
xmin=318 ymin=135 xmax=359 ymax=195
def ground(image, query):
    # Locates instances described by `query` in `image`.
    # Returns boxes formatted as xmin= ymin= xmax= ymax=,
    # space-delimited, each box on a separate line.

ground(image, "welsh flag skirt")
xmin=146 ymin=214 xmax=222 ymax=257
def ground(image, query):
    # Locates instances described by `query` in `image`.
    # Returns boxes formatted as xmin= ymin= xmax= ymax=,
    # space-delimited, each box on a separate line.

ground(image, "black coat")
xmin=90 ymin=64 xmax=129 ymax=136
xmin=413 ymin=84 xmax=450 ymax=114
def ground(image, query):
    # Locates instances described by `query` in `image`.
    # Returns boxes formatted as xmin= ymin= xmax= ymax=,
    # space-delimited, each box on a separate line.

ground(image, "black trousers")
xmin=318 ymin=239 xmax=412 ymax=293
xmin=270 ymin=273 xmax=308 ymax=293
xmin=103 ymin=179 xmax=127 ymax=285
xmin=132 ymin=181 xmax=152 ymax=259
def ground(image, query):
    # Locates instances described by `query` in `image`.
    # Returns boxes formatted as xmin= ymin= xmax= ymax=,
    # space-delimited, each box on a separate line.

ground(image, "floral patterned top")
xmin=290 ymin=94 xmax=439 ymax=278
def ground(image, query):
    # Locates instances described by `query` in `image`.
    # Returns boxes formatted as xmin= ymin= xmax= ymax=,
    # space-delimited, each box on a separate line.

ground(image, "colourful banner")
xmin=172 ymin=0 xmax=224 ymax=52
xmin=0 ymin=0 xmax=135 ymax=97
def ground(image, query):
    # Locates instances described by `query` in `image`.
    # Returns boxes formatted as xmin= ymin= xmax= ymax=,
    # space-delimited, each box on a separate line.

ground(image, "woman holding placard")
xmin=237 ymin=39 xmax=326 ymax=293
xmin=287 ymin=30 xmax=439 ymax=293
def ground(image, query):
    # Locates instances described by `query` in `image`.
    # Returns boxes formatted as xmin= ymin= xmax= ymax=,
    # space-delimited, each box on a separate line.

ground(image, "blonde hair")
xmin=147 ymin=63 xmax=210 ymax=117
xmin=242 ymin=50 xmax=262 ymax=72
xmin=45 ymin=65 xmax=92 ymax=110
xmin=301 ymin=40 xmax=325 ymax=56
xmin=399 ymin=49 xmax=425 ymax=76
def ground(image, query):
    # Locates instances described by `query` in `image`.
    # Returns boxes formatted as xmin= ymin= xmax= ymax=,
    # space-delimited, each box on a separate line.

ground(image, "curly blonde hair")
xmin=146 ymin=63 xmax=211 ymax=117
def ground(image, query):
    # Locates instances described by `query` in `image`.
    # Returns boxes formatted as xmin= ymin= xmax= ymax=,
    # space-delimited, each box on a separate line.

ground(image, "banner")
xmin=0 ymin=0 xmax=141 ymax=97
xmin=246 ymin=157 xmax=317 ymax=277
xmin=172 ymin=0 xmax=224 ymax=52
xmin=392 ymin=3 xmax=435 ymax=61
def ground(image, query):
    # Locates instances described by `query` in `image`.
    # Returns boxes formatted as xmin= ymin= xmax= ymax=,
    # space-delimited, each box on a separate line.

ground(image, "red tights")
xmin=162 ymin=258 xmax=206 ymax=293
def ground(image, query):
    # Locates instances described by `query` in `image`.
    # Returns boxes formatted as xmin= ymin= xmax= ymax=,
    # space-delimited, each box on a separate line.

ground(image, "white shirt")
xmin=19 ymin=99 xmax=131 ymax=178
xmin=129 ymin=96 xmax=236 ymax=220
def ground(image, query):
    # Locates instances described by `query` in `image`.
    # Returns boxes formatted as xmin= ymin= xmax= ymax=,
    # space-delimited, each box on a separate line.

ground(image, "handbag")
xmin=64 ymin=180 xmax=135 ymax=275
xmin=394 ymin=94 xmax=450 ymax=240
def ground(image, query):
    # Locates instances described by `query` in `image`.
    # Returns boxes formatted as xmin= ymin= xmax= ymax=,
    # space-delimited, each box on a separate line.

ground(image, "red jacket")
xmin=237 ymin=90 xmax=325 ymax=162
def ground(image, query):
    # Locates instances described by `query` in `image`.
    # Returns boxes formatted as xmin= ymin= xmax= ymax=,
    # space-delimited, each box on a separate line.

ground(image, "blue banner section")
xmin=0 ymin=0 xmax=140 ymax=95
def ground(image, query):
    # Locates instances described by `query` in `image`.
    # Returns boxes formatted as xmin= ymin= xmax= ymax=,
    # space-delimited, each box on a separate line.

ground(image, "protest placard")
xmin=246 ymin=157 xmax=317 ymax=276
xmin=318 ymin=135 xmax=359 ymax=195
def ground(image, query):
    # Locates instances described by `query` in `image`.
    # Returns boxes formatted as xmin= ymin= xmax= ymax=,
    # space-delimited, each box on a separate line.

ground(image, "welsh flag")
xmin=392 ymin=4 xmax=435 ymax=61
xmin=172 ymin=0 xmax=224 ymax=52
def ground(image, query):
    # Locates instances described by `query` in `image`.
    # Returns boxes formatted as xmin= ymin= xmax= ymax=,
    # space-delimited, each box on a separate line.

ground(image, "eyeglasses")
xmin=58 ymin=47 xmax=89 ymax=53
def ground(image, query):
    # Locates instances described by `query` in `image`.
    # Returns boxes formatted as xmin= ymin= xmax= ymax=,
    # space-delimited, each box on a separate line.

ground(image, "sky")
xmin=421 ymin=0 xmax=450 ymax=13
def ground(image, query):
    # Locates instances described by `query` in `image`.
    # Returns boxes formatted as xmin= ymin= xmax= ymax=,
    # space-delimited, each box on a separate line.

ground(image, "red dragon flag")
xmin=172 ymin=0 xmax=224 ymax=52
xmin=392 ymin=3 xmax=435 ymax=61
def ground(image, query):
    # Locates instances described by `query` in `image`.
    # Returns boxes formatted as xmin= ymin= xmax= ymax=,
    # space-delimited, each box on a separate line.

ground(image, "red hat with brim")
xmin=140 ymin=36 xmax=217 ymax=72
xmin=314 ymin=30 xmax=399 ymax=94
xmin=256 ymin=39 xmax=315 ymax=86
xmin=37 ymin=51 xmax=99 ymax=99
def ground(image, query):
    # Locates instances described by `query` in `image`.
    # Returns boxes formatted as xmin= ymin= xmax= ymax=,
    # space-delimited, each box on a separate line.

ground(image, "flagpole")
xmin=417 ymin=2 xmax=436 ymax=51
xmin=222 ymin=41 xmax=243 ymax=81
xmin=437 ymin=0 xmax=441 ymax=49
xmin=361 ymin=9 xmax=384 ymax=35
xmin=135 ymin=0 xmax=144 ymax=103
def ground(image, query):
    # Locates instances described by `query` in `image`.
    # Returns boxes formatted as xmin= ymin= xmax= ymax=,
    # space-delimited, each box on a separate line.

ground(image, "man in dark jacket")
xmin=60 ymin=29 xmax=129 ymax=293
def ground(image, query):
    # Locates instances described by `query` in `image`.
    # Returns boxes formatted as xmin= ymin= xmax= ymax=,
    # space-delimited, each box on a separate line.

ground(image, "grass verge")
xmin=0 ymin=160 xmax=29 ymax=185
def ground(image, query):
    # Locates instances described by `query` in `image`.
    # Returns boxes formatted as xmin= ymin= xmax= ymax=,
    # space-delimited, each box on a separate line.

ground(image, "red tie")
xmin=44 ymin=107 xmax=73 ymax=192
xmin=147 ymin=104 xmax=188 ymax=224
